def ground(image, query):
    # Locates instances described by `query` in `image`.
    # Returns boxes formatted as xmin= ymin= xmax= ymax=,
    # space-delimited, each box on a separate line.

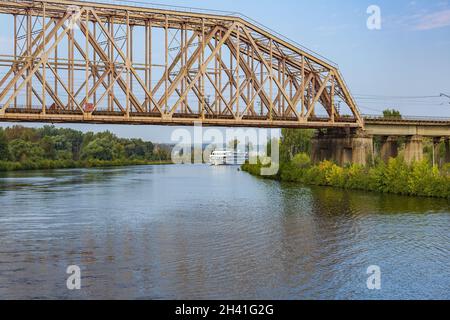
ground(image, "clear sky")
xmin=1 ymin=0 xmax=450 ymax=142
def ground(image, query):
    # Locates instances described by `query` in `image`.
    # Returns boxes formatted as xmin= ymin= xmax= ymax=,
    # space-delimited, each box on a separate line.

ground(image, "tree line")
xmin=0 ymin=125 xmax=171 ymax=171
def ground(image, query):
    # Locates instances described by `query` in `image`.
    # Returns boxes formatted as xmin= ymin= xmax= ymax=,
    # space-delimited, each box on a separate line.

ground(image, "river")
xmin=0 ymin=165 xmax=449 ymax=300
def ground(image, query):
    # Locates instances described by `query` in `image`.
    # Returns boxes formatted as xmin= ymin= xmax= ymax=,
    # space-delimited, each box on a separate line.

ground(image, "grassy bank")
xmin=242 ymin=157 xmax=450 ymax=199
xmin=0 ymin=159 xmax=173 ymax=172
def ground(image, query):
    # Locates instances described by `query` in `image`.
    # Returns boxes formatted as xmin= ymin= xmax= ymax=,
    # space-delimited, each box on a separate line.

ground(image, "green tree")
xmin=291 ymin=153 xmax=311 ymax=169
xmin=228 ymin=139 xmax=240 ymax=151
xmin=5 ymin=125 xmax=40 ymax=142
xmin=0 ymin=128 xmax=9 ymax=160
xmin=68 ymin=131 xmax=84 ymax=161
xmin=112 ymin=142 xmax=126 ymax=160
xmin=39 ymin=125 xmax=60 ymax=137
xmin=0 ymin=125 xmax=170 ymax=171
xmin=144 ymin=141 xmax=155 ymax=159
xmin=265 ymin=137 xmax=279 ymax=158
xmin=40 ymin=136 xmax=56 ymax=160
xmin=9 ymin=139 xmax=44 ymax=162
xmin=383 ymin=109 xmax=402 ymax=119
xmin=280 ymin=129 xmax=315 ymax=163
xmin=384 ymin=158 xmax=410 ymax=194
xmin=152 ymin=145 xmax=171 ymax=161
xmin=81 ymin=137 xmax=115 ymax=161
xmin=123 ymin=139 xmax=148 ymax=159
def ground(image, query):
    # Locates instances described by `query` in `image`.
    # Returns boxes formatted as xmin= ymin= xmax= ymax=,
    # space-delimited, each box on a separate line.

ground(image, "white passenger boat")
xmin=209 ymin=150 xmax=248 ymax=166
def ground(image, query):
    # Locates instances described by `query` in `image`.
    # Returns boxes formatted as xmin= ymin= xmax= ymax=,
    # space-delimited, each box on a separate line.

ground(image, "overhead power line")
xmin=353 ymin=94 xmax=442 ymax=100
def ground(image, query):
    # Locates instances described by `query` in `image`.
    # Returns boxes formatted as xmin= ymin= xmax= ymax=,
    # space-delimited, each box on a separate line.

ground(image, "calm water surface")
xmin=0 ymin=165 xmax=449 ymax=300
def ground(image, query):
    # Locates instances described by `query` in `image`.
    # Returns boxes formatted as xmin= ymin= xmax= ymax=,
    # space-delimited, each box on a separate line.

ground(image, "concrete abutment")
xmin=311 ymin=129 xmax=373 ymax=166
xmin=404 ymin=135 xmax=424 ymax=165
xmin=311 ymin=131 xmax=450 ymax=166
xmin=380 ymin=136 xmax=399 ymax=163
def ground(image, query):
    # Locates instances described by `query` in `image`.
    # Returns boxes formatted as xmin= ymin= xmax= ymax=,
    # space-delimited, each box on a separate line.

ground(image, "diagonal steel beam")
xmin=77 ymin=13 xmax=146 ymax=113
xmin=168 ymin=22 xmax=237 ymax=116
xmin=157 ymin=26 xmax=220 ymax=110
xmin=61 ymin=23 xmax=125 ymax=112
xmin=305 ymin=72 xmax=332 ymax=119
xmin=89 ymin=9 xmax=161 ymax=114
xmin=1 ymin=12 xmax=72 ymax=111
xmin=241 ymin=25 xmax=300 ymax=120
xmin=224 ymin=35 xmax=273 ymax=116
xmin=45 ymin=61 xmax=84 ymax=113
xmin=0 ymin=14 xmax=69 ymax=105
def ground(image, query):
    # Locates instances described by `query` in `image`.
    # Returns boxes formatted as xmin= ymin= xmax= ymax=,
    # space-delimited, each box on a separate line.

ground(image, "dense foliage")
xmin=242 ymin=156 xmax=450 ymax=198
xmin=243 ymin=126 xmax=450 ymax=199
xmin=0 ymin=125 xmax=171 ymax=171
xmin=383 ymin=109 xmax=402 ymax=119
xmin=279 ymin=128 xmax=314 ymax=163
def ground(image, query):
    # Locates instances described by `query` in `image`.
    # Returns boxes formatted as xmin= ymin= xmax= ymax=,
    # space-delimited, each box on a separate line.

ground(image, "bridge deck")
xmin=364 ymin=116 xmax=450 ymax=125
xmin=364 ymin=116 xmax=450 ymax=137
xmin=0 ymin=106 xmax=359 ymax=128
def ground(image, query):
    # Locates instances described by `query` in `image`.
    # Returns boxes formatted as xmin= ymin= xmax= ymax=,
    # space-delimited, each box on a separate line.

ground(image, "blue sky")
xmin=1 ymin=0 xmax=450 ymax=142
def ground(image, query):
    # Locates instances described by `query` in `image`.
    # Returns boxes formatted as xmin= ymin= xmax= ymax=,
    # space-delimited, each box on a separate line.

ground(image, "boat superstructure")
xmin=209 ymin=150 xmax=248 ymax=166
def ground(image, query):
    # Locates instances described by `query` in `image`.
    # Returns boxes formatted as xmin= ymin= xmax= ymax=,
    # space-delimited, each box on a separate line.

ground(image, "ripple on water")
xmin=0 ymin=165 xmax=449 ymax=300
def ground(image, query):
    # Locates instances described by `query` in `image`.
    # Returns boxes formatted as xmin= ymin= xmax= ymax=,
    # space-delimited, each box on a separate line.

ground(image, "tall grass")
xmin=242 ymin=156 xmax=450 ymax=199
xmin=0 ymin=159 xmax=172 ymax=172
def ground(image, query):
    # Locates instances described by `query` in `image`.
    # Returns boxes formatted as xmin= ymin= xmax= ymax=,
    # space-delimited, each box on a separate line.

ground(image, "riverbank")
xmin=242 ymin=157 xmax=450 ymax=199
xmin=0 ymin=125 xmax=173 ymax=172
xmin=0 ymin=159 xmax=173 ymax=172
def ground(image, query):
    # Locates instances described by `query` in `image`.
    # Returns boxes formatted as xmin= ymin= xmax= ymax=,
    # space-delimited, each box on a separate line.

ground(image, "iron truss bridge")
xmin=0 ymin=0 xmax=363 ymax=128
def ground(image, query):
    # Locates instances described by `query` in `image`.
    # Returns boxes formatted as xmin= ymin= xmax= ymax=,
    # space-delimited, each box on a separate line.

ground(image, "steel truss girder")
xmin=0 ymin=0 xmax=363 ymax=128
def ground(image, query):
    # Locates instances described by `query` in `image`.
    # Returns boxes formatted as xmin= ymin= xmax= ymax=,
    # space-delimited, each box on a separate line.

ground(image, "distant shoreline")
xmin=0 ymin=159 xmax=173 ymax=172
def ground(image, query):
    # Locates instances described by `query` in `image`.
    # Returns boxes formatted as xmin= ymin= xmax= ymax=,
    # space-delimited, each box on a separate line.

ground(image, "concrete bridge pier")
xmin=380 ymin=136 xmax=399 ymax=163
xmin=432 ymin=137 xmax=450 ymax=166
xmin=432 ymin=137 xmax=442 ymax=166
xmin=311 ymin=129 xmax=373 ymax=166
xmin=445 ymin=139 xmax=450 ymax=164
xmin=404 ymin=135 xmax=424 ymax=164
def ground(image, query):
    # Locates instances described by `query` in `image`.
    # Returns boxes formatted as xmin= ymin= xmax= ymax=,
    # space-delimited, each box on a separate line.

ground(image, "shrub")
xmin=291 ymin=153 xmax=311 ymax=169
xmin=242 ymin=157 xmax=450 ymax=199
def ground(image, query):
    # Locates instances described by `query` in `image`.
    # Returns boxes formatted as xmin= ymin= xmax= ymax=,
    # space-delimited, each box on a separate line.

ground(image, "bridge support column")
xmin=432 ymin=137 xmax=442 ymax=166
xmin=352 ymin=131 xmax=374 ymax=166
xmin=404 ymin=135 xmax=423 ymax=165
xmin=311 ymin=129 xmax=373 ymax=166
xmin=311 ymin=133 xmax=329 ymax=164
xmin=445 ymin=139 xmax=450 ymax=164
xmin=380 ymin=136 xmax=399 ymax=163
